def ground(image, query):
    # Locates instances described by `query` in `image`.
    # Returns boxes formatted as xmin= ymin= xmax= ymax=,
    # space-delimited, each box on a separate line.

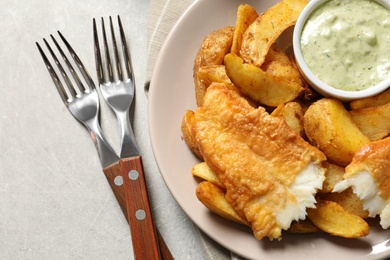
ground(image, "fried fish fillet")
xmin=333 ymin=137 xmax=390 ymax=229
xmin=192 ymin=83 xmax=326 ymax=240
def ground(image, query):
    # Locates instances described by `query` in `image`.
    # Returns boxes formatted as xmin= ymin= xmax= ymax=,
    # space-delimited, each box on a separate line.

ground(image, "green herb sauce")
xmin=301 ymin=0 xmax=390 ymax=91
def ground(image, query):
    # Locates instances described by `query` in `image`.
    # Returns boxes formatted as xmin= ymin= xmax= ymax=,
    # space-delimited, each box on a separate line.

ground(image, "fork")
xmin=93 ymin=16 xmax=164 ymax=260
xmin=36 ymin=33 xmax=119 ymax=170
xmin=37 ymin=31 xmax=169 ymax=259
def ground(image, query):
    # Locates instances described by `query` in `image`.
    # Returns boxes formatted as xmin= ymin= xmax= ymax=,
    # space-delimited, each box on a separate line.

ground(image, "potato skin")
xmin=349 ymin=102 xmax=390 ymax=141
xmin=231 ymin=4 xmax=258 ymax=55
xmin=193 ymin=26 xmax=235 ymax=106
xmin=319 ymin=188 xmax=369 ymax=218
xmin=319 ymin=162 xmax=344 ymax=194
xmin=271 ymin=101 xmax=306 ymax=138
xmin=303 ymin=98 xmax=370 ymax=167
xmin=240 ymin=0 xmax=308 ymax=67
xmin=350 ymin=87 xmax=390 ymax=109
xmin=196 ymin=181 xmax=249 ymax=225
xmin=307 ymin=200 xmax=369 ymax=238
xmin=224 ymin=53 xmax=303 ymax=107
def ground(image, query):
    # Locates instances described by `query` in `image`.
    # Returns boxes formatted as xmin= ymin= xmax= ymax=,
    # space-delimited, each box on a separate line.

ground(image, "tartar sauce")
xmin=301 ymin=0 xmax=390 ymax=91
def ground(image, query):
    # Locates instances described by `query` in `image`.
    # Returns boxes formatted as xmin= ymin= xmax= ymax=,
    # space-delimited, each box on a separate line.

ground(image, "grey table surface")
xmin=0 ymin=0 xmax=225 ymax=259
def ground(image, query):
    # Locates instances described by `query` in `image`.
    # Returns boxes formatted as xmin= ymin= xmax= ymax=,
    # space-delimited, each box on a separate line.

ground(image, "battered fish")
xmin=192 ymin=83 xmax=326 ymax=240
xmin=333 ymin=137 xmax=390 ymax=229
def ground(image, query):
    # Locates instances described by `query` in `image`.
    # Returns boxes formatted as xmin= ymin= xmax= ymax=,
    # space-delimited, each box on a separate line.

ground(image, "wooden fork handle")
xmin=119 ymin=156 xmax=160 ymax=259
xmin=103 ymin=159 xmax=173 ymax=260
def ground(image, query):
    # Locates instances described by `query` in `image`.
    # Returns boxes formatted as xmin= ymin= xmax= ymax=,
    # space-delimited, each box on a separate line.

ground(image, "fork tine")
xmin=94 ymin=16 xmax=132 ymax=83
xmin=43 ymin=37 xmax=78 ymax=100
xmin=57 ymin=31 xmax=95 ymax=90
xmin=93 ymin=18 xmax=104 ymax=84
xmin=117 ymin=15 xmax=133 ymax=82
xmin=95 ymin=17 xmax=115 ymax=84
xmin=36 ymin=41 xmax=69 ymax=104
xmin=51 ymin=34 xmax=85 ymax=93
xmin=109 ymin=16 xmax=123 ymax=81
xmin=103 ymin=17 xmax=114 ymax=82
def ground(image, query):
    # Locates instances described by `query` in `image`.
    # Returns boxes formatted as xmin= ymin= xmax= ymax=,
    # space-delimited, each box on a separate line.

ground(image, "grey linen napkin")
xmin=145 ymin=0 xmax=193 ymax=87
xmin=145 ymin=0 xmax=245 ymax=259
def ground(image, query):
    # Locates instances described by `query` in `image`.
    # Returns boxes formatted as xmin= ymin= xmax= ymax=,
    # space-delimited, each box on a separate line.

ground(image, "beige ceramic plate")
xmin=148 ymin=0 xmax=390 ymax=259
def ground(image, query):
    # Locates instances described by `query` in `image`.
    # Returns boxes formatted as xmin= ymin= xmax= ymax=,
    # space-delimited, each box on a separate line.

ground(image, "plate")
xmin=148 ymin=0 xmax=390 ymax=259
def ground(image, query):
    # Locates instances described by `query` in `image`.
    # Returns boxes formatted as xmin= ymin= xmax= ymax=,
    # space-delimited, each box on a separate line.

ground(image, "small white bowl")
xmin=293 ymin=0 xmax=390 ymax=101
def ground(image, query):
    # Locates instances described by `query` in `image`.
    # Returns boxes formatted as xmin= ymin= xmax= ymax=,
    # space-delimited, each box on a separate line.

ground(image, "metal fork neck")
xmin=84 ymin=116 xmax=119 ymax=168
xmin=117 ymin=108 xmax=139 ymax=158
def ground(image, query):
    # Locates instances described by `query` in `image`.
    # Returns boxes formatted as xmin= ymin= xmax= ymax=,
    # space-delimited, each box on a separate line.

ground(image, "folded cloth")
xmin=145 ymin=0 xmax=244 ymax=259
xmin=145 ymin=0 xmax=193 ymax=94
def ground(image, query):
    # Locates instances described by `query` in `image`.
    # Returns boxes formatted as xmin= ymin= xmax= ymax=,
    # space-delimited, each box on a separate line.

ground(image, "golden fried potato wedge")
xmin=319 ymin=162 xmax=344 ymax=194
xmin=262 ymin=43 xmax=291 ymax=66
xmin=197 ymin=65 xmax=258 ymax=107
xmin=288 ymin=219 xmax=319 ymax=234
xmin=196 ymin=65 xmax=235 ymax=102
xmin=319 ymin=188 xmax=369 ymax=219
xmin=349 ymin=102 xmax=390 ymax=141
xmin=196 ymin=181 xmax=250 ymax=225
xmin=307 ymin=200 xmax=369 ymax=238
xmin=192 ymin=162 xmax=224 ymax=188
xmin=304 ymin=98 xmax=370 ymax=166
xmin=262 ymin=44 xmax=314 ymax=100
xmin=197 ymin=65 xmax=234 ymax=89
xmin=231 ymin=4 xmax=258 ymax=55
xmin=181 ymin=110 xmax=202 ymax=159
xmin=194 ymin=26 xmax=235 ymax=106
xmin=240 ymin=0 xmax=308 ymax=67
xmin=194 ymin=26 xmax=235 ymax=73
xmin=350 ymin=87 xmax=390 ymax=109
xmin=271 ymin=101 xmax=305 ymax=137
xmin=224 ymin=53 xmax=303 ymax=107
xmin=262 ymin=59 xmax=305 ymax=87
xmin=261 ymin=44 xmax=304 ymax=86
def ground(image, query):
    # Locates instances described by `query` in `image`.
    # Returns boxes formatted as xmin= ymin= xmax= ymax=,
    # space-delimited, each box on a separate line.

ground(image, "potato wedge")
xmin=240 ymin=0 xmax=308 ymax=67
xmin=350 ymin=87 xmax=390 ymax=109
xmin=288 ymin=219 xmax=319 ymax=234
xmin=224 ymin=53 xmax=303 ymax=107
xmin=263 ymin=43 xmax=312 ymax=100
xmin=231 ymin=4 xmax=258 ymax=55
xmin=197 ymin=65 xmax=234 ymax=89
xmin=196 ymin=181 xmax=249 ymax=225
xmin=262 ymin=59 xmax=305 ymax=87
xmin=319 ymin=162 xmax=344 ymax=194
xmin=261 ymin=44 xmax=305 ymax=87
xmin=194 ymin=26 xmax=235 ymax=106
xmin=196 ymin=65 xmax=258 ymax=107
xmin=304 ymin=98 xmax=370 ymax=166
xmin=271 ymin=101 xmax=305 ymax=137
xmin=181 ymin=110 xmax=202 ymax=159
xmin=192 ymin=162 xmax=224 ymax=188
xmin=319 ymin=189 xmax=369 ymax=219
xmin=262 ymin=43 xmax=292 ymax=66
xmin=349 ymin=102 xmax=390 ymax=141
xmin=307 ymin=200 xmax=369 ymax=238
